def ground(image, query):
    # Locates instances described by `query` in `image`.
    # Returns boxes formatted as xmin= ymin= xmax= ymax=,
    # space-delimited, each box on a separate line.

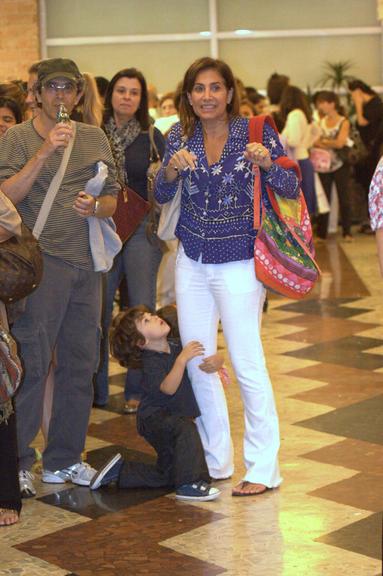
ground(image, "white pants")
xmin=175 ymin=246 xmax=282 ymax=487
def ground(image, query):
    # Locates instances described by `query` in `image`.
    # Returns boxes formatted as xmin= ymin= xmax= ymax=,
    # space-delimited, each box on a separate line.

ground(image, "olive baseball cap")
xmin=37 ymin=58 xmax=82 ymax=85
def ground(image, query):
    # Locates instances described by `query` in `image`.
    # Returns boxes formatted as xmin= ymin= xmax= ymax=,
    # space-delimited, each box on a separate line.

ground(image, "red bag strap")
xmin=249 ymin=116 xmax=268 ymax=229
xmin=249 ymin=114 xmax=279 ymax=142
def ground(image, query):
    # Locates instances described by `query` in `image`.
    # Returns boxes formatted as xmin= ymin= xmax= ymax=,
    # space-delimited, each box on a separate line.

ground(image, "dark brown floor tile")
xmin=313 ymin=241 xmax=370 ymax=299
xmin=309 ymin=472 xmax=383 ymax=512
xmin=98 ymin=391 xmax=126 ymax=415
xmin=17 ymin=497 xmax=226 ymax=575
xmin=284 ymin=335 xmax=383 ymax=371
xmin=291 ymin=379 xmax=382 ymax=408
xmin=287 ymin=362 xmax=383 ymax=387
xmin=303 ymin=438 xmax=383 ymax=474
xmin=38 ymin=482 xmax=171 ymax=518
xmin=296 ymin=395 xmax=383 ymax=445
xmin=88 ymin=415 xmax=154 ymax=455
xmin=279 ymin=315 xmax=377 ymax=344
xmin=316 ymin=512 xmax=382 ymax=560
xmin=276 ymin=298 xmax=370 ymax=319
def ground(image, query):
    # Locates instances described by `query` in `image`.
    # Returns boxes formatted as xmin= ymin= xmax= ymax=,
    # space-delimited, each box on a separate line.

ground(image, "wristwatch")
xmin=93 ymin=199 xmax=100 ymax=216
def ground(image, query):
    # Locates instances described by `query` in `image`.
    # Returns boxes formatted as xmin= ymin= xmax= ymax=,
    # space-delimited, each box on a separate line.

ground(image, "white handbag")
xmin=157 ymin=179 xmax=182 ymax=242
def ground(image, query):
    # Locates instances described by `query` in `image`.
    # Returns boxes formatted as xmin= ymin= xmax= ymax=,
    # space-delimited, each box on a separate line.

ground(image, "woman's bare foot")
xmin=0 ymin=508 xmax=19 ymax=526
xmin=232 ymin=481 xmax=270 ymax=497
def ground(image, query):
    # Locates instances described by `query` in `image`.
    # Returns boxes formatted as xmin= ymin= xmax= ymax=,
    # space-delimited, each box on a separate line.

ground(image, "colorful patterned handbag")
xmin=250 ymin=115 xmax=320 ymax=300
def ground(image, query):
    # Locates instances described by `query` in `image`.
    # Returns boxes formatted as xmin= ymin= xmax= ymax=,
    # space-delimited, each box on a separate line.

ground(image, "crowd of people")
xmin=1 ymin=55 xmax=383 ymax=525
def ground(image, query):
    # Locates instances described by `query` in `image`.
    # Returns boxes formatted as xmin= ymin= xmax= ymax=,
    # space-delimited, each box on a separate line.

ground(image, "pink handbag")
xmin=309 ymin=147 xmax=332 ymax=173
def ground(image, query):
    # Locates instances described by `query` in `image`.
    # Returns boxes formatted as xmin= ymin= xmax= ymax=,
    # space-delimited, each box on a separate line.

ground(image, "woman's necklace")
xmin=203 ymin=123 xmax=229 ymax=166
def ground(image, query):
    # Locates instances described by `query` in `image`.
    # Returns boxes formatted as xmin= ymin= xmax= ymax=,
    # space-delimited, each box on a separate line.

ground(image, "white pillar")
xmin=38 ymin=0 xmax=48 ymax=59
xmin=209 ymin=0 xmax=219 ymax=58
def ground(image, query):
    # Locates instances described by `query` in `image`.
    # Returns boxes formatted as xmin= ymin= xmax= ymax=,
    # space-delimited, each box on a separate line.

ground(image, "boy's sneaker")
xmin=175 ymin=481 xmax=221 ymax=502
xmin=90 ymin=453 xmax=123 ymax=490
xmin=42 ymin=461 xmax=96 ymax=486
xmin=19 ymin=470 xmax=36 ymax=498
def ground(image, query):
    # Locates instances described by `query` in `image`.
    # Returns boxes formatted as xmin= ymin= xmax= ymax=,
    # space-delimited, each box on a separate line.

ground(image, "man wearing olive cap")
xmin=0 ymin=58 xmax=120 ymax=497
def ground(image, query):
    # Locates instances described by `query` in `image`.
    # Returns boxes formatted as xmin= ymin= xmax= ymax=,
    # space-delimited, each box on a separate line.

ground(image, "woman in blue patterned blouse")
xmin=154 ymin=57 xmax=299 ymax=496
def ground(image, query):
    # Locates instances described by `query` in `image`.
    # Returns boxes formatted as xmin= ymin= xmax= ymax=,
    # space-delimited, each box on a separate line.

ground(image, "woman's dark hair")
xmin=0 ymin=82 xmax=26 ymax=113
xmin=0 ymin=97 xmax=23 ymax=124
xmin=173 ymin=81 xmax=183 ymax=113
xmin=244 ymin=86 xmax=258 ymax=101
xmin=179 ymin=57 xmax=240 ymax=138
xmin=266 ymin=73 xmax=290 ymax=105
xmin=103 ymin=68 xmax=150 ymax=129
xmin=315 ymin=90 xmax=345 ymax=116
xmin=348 ymin=79 xmax=376 ymax=96
xmin=110 ymin=305 xmax=152 ymax=369
xmin=95 ymin=76 xmax=109 ymax=99
xmin=279 ymin=85 xmax=312 ymax=124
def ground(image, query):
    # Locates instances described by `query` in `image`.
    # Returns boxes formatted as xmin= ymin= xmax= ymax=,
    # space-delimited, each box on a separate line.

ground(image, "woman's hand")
xmin=165 ymin=149 xmax=197 ymax=182
xmin=199 ymin=353 xmax=224 ymax=373
xmin=350 ymin=89 xmax=363 ymax=106
xmin=244 ymin=143 xmax=272 ymax=171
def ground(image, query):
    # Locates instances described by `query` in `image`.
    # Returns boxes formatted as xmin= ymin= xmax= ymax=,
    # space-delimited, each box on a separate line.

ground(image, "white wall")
xmin=44 ymin=0 xmax=381 ymax=93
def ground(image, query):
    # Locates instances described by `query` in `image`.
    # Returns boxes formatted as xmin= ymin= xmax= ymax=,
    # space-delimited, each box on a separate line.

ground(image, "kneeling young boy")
xmin=90 ymin=306 xmax=220 ymax=502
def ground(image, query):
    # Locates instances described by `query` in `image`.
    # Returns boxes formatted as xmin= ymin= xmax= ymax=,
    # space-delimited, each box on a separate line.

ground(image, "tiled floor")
xmin=1 ymin=233 xmax=382 ymax=575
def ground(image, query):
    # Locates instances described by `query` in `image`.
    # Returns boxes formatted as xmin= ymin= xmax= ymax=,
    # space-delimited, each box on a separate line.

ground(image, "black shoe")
xmin=90 ymin=454 xmax=123 ymax=490
xmin=359 ymin=224 xmax=374 ymax=235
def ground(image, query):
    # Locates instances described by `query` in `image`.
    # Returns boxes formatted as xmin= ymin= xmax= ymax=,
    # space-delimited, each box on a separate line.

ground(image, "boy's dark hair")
xmin=157 ymin=305 xmax=179 ymax=339
xmin=110 ymin=305 xmax=151 ymax=369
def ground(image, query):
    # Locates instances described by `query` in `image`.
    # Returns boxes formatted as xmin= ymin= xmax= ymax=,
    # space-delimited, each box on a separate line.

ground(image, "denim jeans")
xmin=13 ymin=254 xmax=102 ymax=471
xmin=94 ymin=218 xmax=163 ymax=405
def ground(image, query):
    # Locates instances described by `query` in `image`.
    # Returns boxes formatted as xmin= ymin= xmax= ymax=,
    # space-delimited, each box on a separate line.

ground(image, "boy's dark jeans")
xmin=118 ymin=410 xmax=210 ymax=489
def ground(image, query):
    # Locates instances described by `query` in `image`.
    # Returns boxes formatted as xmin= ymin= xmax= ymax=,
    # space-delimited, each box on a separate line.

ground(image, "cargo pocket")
xmin=13 ymin=324 xmax=51 ymax=379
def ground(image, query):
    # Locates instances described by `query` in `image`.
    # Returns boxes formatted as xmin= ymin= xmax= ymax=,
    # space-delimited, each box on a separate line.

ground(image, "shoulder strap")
xmin=249 ymin=114 xmax=279 ymax=144
xmin=0 ymin=301 xmax=8 ymax=330
xmin=248 ymin=116 xmax=302 ymax=229
xmin=148 ymin=124 xmax=160 ymax=162
xmin=33 ymin=121 xmax=77 ymax=240
xmin=249 ymin=115 xmax=279 ymax=229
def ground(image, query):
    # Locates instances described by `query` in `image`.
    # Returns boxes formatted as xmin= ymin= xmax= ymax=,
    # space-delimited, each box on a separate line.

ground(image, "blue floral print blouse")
xmin=154 ymin=116 xmax=299 ymax=264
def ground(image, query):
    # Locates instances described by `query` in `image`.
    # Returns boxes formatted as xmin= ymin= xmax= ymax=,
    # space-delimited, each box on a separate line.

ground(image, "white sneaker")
xmin=19 ymin=470 xmax=36 ymax=498
xmin=42 ymin=462 xmax=96 ymax=486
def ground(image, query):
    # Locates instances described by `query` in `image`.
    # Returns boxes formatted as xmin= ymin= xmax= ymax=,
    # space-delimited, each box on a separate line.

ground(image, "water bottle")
xmin=56 ymin=103 xmax=70 ymax=124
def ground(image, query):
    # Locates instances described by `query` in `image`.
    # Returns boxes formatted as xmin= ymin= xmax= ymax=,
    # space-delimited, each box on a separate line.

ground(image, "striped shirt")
xmin=0 ymin=120 xmax=120 ymax=270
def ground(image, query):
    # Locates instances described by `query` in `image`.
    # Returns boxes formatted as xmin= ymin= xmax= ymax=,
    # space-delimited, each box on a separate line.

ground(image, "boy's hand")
xmin=199 ymin=353 xmax=224 ymax=373
xmin=178 ymin=341 xmax=205 ymax=364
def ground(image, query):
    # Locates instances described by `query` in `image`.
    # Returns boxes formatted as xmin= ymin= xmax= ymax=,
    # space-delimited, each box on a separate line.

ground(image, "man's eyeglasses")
xmin=43 ymin=81 xmax=77 ymax=95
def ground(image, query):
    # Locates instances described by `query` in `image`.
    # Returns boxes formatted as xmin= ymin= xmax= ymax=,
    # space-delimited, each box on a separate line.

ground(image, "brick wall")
xmin=0 ymin=0 xmax=40 ymax=82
